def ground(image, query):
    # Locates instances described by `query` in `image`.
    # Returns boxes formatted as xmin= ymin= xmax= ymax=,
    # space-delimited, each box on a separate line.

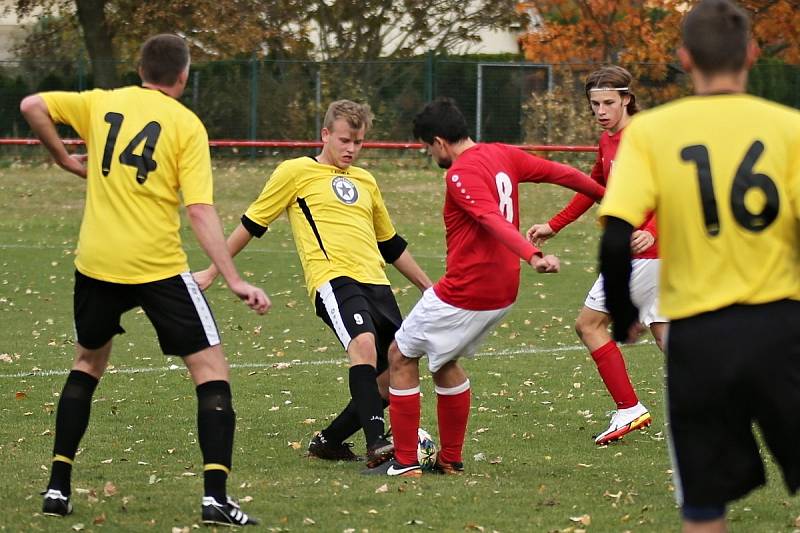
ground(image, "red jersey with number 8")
xmin=433 ymin=143 xmax=605 ymax=310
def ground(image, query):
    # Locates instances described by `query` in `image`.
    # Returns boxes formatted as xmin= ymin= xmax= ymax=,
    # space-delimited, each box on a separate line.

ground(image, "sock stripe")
xmin=435 ymin=379 xmax=470 ymax=396
xmin=52 ymin=454 xmax=74 ymax=465
xmin=389 ymin=386 xmax=421 ymax=396
xmin=203 ymin=463 xmax=231 ymax=475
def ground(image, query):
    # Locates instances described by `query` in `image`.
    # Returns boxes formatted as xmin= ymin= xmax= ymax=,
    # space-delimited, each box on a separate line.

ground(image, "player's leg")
xmin=43 ymin=271 xmax=132 ymax=517
xmin=649 ymin=322 xmax=667 ymax=352
xmin=582 ymin=272 xmax=650 ymax=444
xmin=432 ymin=360 xmax=469 ymax=473
xmin=140 ymin=273 xmax=256 ymax=526
xmin=385 ymin=340 xmax=423 ymax=470
xmin=313 ymin=279 xmax=393 ymax=464
xmin=346 ymin=332 xmax=395 ymax=464
xmin=576 ymin=305 xmax=640 ymax=410
xmin=42 ymin=341 xmax=111 ymax=517
xmin=667 ymin=304 xmax=783 ymax=533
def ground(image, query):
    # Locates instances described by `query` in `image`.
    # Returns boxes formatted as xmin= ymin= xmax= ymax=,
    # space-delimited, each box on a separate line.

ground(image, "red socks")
xmin=591 ymin=341 xmax=638 ymax=409
xmin=389 ymin=387 xmax=420 ymax=465
xmin=435 ymin=380 xmax=471 ymax=464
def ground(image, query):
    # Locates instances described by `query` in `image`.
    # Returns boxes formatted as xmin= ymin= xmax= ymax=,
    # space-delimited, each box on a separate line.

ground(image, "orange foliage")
xmin=519 ymin=0 xmax=800 ymax=65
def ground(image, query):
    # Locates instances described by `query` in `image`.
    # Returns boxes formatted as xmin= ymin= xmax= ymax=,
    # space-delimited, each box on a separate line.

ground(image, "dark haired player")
xmin=527 ymin=65 xmax=666 ymax=445
xmin=600 ymin=1 xmax=800 ymax=530
xmin=21 ymin=34 xmax=268 ymax=526
xmin=366 ymin=97 xmax=606 ymax=476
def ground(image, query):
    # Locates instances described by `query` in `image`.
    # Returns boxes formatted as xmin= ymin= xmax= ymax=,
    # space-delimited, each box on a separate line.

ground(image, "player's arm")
xmin=451 ymin=170 xmax=558 ymax=273
xmin=378 ymin=234 xmax=432 ymax=292
xmin=516 ymin=152 xmax=605 ymax=202
xmin=194 ymin=164 xmax=294 ymax=290
xmin=372 ymin=182 xmax=433 ymax=291
xmin=478 ymin=211 xmax=559 ymax=273
xmin=187 ymin=203 xmax=270 ymax=314
xmin=19 ymin=94 xmax=87 ymax=178
xmin=599 ymin=216 xmax=641 ymax=342
xmin=631 ymin=214 xmax=657 ymax=254
xmin=193 ymin=221 xmax=256 ymax=290
xmin=536 ymin=155 xmax=605 ymax=241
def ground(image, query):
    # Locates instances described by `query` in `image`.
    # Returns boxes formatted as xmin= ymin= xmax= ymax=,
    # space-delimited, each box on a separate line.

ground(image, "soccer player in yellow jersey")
xmin=195 ymin=100 xmax=431 ymax=467
xmin=21 ymin=34 xmax=268 ymax=526
xmin=598 ymin=1 xmax=800 ymax=531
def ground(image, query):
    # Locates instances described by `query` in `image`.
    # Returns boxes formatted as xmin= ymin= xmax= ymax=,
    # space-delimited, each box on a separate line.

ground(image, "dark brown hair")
xmin=139 ymin=34 xmax=190 ymax=86
xmin=584 ymin=66 xmax=638 ymax=116
xmin=682 ymin=0 xmax=750 ymax=74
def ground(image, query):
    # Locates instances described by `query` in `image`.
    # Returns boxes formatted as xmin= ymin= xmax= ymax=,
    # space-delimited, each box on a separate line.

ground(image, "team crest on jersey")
xmin=331 ymin=176 xmax=359 ymax=205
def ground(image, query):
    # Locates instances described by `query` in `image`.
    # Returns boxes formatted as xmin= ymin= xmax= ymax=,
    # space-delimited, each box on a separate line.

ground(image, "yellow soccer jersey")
xmin=42 ymin=87 xmax=212 ymax=284
xmin=245 ymin=156 xmax=397 ymax=299
xmin=600 ymin=94 xmax=800 ymax=319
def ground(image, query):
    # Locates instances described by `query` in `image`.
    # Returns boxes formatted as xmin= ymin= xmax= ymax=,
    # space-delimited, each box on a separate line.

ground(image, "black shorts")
xmin=667 ymin=299 xmax=800 ymax=507
xmin=74 ymin=270 xmax=221 ymax=356
xmin=314 ymin=277 xmax=402 ymax=372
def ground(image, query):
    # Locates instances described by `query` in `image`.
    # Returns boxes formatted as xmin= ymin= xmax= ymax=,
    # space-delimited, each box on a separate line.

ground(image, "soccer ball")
xmin=417 ymin=427 xmax=438 ymax=470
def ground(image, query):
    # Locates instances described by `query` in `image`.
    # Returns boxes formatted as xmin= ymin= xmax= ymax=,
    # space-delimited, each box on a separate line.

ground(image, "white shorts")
xmin=585 ymin=258 xmax=668 ymax=326
xmin=395 ymin=288 xmax=512 ymax=373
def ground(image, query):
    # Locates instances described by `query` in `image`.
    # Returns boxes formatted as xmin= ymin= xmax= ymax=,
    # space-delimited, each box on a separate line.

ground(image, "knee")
xmin=348 ymin=334 xmax=378 ymax=366
xmin=574 ymin=316 xmax=592 ymax=340
xmin=388 ymin=342 xmax=405 ymax=369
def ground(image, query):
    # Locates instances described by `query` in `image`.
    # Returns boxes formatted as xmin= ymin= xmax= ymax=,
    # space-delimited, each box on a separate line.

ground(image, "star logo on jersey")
xmin=331 ymin=176 xmax=359 ymax=205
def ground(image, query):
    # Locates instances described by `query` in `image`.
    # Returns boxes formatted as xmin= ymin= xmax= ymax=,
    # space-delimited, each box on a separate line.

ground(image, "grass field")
xmin=0 ymin=156 xmax=797 ymax=532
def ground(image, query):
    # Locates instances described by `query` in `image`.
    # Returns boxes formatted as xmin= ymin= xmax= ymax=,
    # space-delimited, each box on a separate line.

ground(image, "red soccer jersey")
xmin=433 ymin=143 xmax=605 ymax=310
xmin=547 ymin=129 xmax=658 ymax=259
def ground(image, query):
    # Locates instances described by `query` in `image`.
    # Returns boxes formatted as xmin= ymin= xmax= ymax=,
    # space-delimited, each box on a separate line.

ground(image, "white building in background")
xmin=0 ymin=7 xmax=29 ymax=60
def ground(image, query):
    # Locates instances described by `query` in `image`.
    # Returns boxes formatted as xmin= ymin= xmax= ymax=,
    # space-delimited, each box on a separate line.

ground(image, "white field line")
xmin=0 ymin=341 xmax=654 ymax=379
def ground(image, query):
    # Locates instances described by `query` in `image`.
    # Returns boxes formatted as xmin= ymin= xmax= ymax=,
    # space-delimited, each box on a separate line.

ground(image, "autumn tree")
xmin=308 ymin=0 xmax=528 ymax=60
xmin=519 ymin=0 xmax=800 ymax=66
xmin=9 ymin=0 xmax=314 ymax=88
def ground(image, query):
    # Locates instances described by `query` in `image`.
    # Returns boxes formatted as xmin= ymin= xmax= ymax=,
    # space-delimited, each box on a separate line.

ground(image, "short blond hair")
xmin=323 ymin=100 xmax=373 ymax=131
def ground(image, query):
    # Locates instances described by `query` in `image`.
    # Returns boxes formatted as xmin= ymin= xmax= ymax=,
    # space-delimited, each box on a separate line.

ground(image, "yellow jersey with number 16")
xmin=42 ymin=87 xmax=213 ymax=284
xmin=599 ymin=94 xmax=800 ymax=319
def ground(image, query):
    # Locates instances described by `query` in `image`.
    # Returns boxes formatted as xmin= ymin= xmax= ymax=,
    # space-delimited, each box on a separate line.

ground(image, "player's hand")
xmin=616 ymin=320 xmax=646 ymax=345
xmin=530 ymin=253 xmax=560 ymax=273
xmin=193 ymin=268 xmax=218 ymax=291
xmin=526 ymin=223 xmax=555 ymax=247
xmin=60 ymin=153 xmax=88 ymax=179
xmin=630 ymin=230 xmax=655 ymax=254
xmin=228 ymin=280 xmax=271 ymax=315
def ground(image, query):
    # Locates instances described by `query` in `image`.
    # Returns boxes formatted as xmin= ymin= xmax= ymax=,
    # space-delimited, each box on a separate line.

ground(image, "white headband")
xmin=588 ymin=87 xmax=630 ymax=92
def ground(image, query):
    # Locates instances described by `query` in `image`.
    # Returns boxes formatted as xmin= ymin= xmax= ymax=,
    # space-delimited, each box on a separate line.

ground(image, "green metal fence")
xmin=1 ymin=57 xmax=798 ymax=148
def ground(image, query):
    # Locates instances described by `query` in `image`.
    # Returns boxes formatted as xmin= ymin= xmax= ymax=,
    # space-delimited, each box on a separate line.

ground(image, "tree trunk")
xmin=75 ymin=0 xmax=119 ymax=88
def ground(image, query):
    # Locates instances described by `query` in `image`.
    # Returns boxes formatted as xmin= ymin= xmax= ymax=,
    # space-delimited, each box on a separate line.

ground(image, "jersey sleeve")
xmin=513 ymin=150 xmax=605 ymax=201
xmin=370 ymin=178 xmax=397 ymax=242
xmin=547 ymin=155 xmax=605 ymax=232
xmin=598 ymin=119 xmax=657 ymax=227
xmin=40 ymin=91 xmax=93 ymax=140
xmin=244 ymin=161 xmax=298 ymax=227
xmin=178 ymin=116 xmax=214 ymax=206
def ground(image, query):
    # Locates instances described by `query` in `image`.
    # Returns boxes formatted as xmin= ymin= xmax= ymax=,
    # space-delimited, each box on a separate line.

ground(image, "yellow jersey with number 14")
xmin=42 ymin=87 xmax=212 ymax=284
xmin=599 ymin=94 xmax=800 ymax=319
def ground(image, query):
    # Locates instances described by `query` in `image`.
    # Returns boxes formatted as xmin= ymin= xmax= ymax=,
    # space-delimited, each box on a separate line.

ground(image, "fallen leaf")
xmin=103 ymin=481 xmax=117 ymax=497
xmin=375 ymin=484 xmax=389 ymax=493
xmin=289 ymin=441 xmax=302 ymax=450
xmin=302 ymin=517 xmax=315 ymax=525
xmin=93 ymin=513 xmax=106 ymax=525
xmin=71 ymin=523 xmax=85 ymax=531
xmin=569 ymin=514 xmax=591 ymax=526
xmin=15 ymin=391 xmax=27 ymax=400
